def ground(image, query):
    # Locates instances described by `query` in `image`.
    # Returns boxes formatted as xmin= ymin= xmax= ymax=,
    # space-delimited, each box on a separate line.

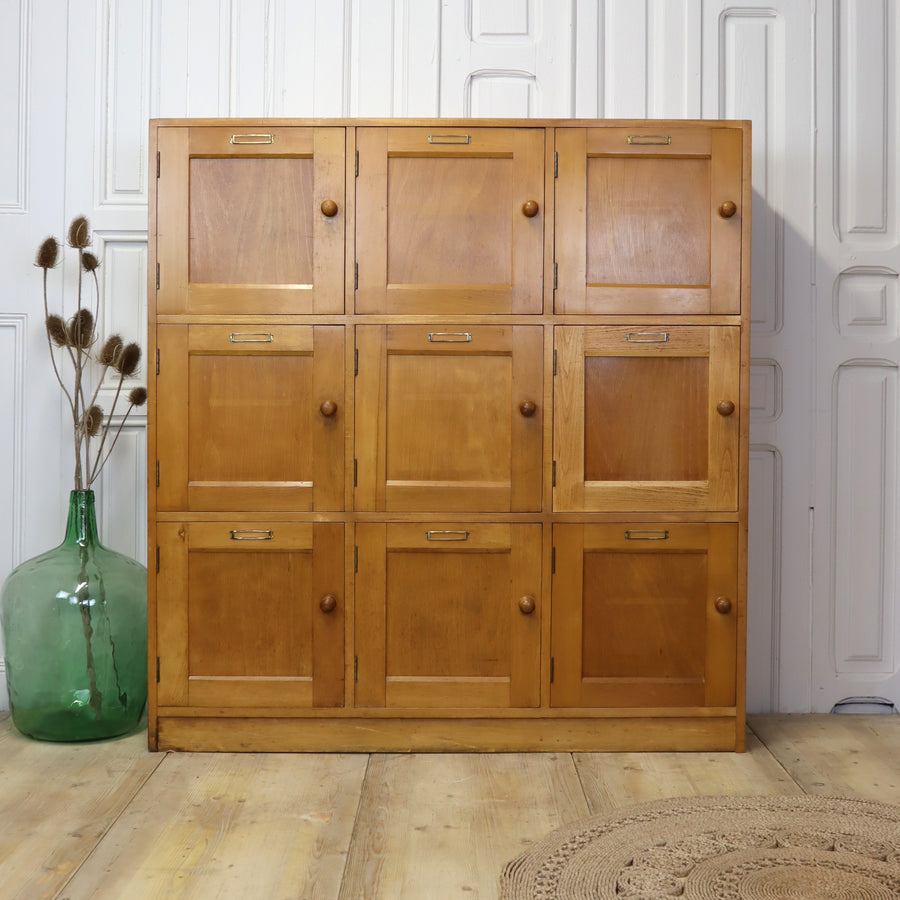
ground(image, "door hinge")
xmin=552 ymin=460 xmax=556 ymax=487
xmin=554 ymin=151 xmax=558 ymax=178
xmin=353 ymin=458 xmax=358 ymax=487
xmin=354 ymin=347 xmax=359 ymax=376
xmin=549 ymin=656 xmax=554 ymax=683
xmin=553 ymin=348 xmax=557 ymax=376
xmin=553 ymin=261 xmax=558 ymax=291
xmin=354 ymin=262 xmax=358 ymax=290
xmin=354 ymin=544 xmax=358 ymax=572
xmin=156 ymin=347 xmax=160 ymax=375
xmin=355 ymin=149 xmax=359 ymax=177
xmin=155 ymin=545 xmax=160 ymax=573
xmin=156 ymin=656 xmax=161 ymax=683
xmin=354 ymin=655 xmax=359 ymax=682
xmin=156 ymin=262 xmax=160 ymax=290
xmin=155 ymin=460 xmax=160 ymax=488
xmin=551 ymin=545 xmax=556 ymax=574
xmin=156 ymin=151 xmax=161 ymax=179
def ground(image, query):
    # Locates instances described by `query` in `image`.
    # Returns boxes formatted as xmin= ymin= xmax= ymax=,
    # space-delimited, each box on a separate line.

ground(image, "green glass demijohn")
xmin=0 ymin=490 xmax=147 ymax=741
xmin=2 ymin=218 xmax=149 ymax=741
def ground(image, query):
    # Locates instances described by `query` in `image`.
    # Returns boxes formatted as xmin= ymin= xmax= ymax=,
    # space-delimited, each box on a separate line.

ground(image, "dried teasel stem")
xmin=38 ymin=218 xmax=146 ymax=490
xmin=87 ymin=362 xmax=130 ymax=485
xmin=40 ymin=257 xmax=77 ymax=421
xmin=89 ymin=389 xmax=146 ymax=484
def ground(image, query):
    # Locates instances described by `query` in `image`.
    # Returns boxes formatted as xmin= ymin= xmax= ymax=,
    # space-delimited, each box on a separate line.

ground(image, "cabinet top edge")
xmin=149 ymin=117 xmax=751 ymax=130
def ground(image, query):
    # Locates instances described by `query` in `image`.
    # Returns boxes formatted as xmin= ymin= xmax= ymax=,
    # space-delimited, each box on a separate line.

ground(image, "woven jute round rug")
xmin=500 ymin=795 xmax=900 ymax=899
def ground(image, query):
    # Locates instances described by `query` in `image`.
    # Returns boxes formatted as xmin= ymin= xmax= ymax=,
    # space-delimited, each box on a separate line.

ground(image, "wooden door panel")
xmin=551 ymin=524 xmax=737 ymax=708
xmin=189 ymin=157 xmax=314 ymax=286
xmin=555 ymin=126 xmax=743 ymax=315
xmin=356 ymin=127 xmax=544 ymax=314
xmin=156 ymin=126 xmax=344 ymax=315
xmin=156 ymin=522 xmax=344 ymax=709
xmin=355 ymin=325 xmax=542 ymax=511
xmin=586 ymin=156 xmax=710 ymax=287
xmin=156 ymin=325 xmax=344 ymax=512
xmin=355 ymin=524 xmax=542 ymax=709
xmin=553 ymin=326 xmax=740 ymax=511
xmin=584 ymin=357 xmax=709 ymax=482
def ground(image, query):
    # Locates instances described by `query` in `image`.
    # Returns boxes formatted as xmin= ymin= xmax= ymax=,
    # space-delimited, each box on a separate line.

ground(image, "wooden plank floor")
xmin=1 ymin=713 xmax=898 ymax=899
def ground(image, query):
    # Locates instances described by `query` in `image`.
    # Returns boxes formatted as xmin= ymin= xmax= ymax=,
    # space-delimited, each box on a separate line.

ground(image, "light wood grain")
xmin=60 ymin=750 xmax=367 ymax=900
xmin=338 ymin=753 xmax=590 ymax=900
xmin=0 ymin=717 xmax=161 ymax=900
xmin=749 ymin=714 xmax=900 ymax=803
xmin=5 ymin=714 xmax=896 ymax=899
xmin=574 ymin=731 xmax=804 ymax=814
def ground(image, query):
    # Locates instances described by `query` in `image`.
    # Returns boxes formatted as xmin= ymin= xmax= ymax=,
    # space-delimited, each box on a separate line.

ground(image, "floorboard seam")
xmin=51 ymin=746 xmax=172 ymax=899
xmin=336 ymin=752 xmax=375 ymax=899
xmin=570 ymin=752 xmax=597 ymax=816
xmin=746 ymin=719 xmax=809 ymax=796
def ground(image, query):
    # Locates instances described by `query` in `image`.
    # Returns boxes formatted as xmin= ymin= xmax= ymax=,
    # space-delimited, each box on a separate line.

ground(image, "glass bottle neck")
xmin=64 ymin=490 xmax=100 ymax=547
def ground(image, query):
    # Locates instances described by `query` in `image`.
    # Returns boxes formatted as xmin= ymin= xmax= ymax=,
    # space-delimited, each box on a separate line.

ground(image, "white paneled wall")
xmin=0 ymin=317 xmax=27 ymax=580
xmin=1 ymin=0 xmax=898 ymax=714
xmin=0 ymin=0 xmax=28 ymax=213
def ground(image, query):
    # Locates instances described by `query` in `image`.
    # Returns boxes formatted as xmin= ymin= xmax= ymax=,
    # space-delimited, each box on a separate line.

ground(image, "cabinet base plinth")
xmin=154 ymin=715 xmax=742 ymax=753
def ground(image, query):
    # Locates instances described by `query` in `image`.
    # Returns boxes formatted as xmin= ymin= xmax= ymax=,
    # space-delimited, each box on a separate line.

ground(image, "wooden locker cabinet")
xmin=148 ymin=118 xmax=750 ymax=753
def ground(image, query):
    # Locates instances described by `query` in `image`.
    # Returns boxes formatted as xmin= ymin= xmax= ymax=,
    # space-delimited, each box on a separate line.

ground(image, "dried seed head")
xmin=67 ymin=309 xmax=95 ymax=349
xmin=67 ymin=216 xmax=91 ymax=249
xmin=116 ymin=342 xmax=141 ymax=377
xmin=128 ymin=386 xmax=148 ymax=407
xmin=36 ymin=237 xmax=60 ymax=269
xmin=81 ymin=251 xmax=100 ymax=272
xmin=83 ymin=405 xmax=104 ymax=437
xmin=98 ymin=333 xmax=124 ymax=366
xmin=46 ymin=314 xmax=70 ymax=347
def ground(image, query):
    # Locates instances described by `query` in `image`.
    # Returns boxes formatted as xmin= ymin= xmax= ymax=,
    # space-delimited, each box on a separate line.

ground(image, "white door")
xmin=811 ymin=0 xmax=900 ymax=713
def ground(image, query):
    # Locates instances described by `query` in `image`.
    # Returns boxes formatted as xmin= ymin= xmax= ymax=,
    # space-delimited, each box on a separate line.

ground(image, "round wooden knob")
xmin=714 ymin=596 xmax=732 ymax=615
xmin=716 ymin=400 xmax=736 ymax=417
xmin=718 ymin=200 xmax=737 ymax=218
xmin=522 ymin=200 xmax=539 ymax=218
xmin=320 ymin=400 xmax=338 ymax=417
xmin=319 ymin=594 xmax=337 ymax=613
xmin=519 ymin=400 xmax=537 ymax=418
xmin=518 ymin=595 xmax=536 ymax=615
xmin=321 ymin=199 xmax=339 ymax=217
